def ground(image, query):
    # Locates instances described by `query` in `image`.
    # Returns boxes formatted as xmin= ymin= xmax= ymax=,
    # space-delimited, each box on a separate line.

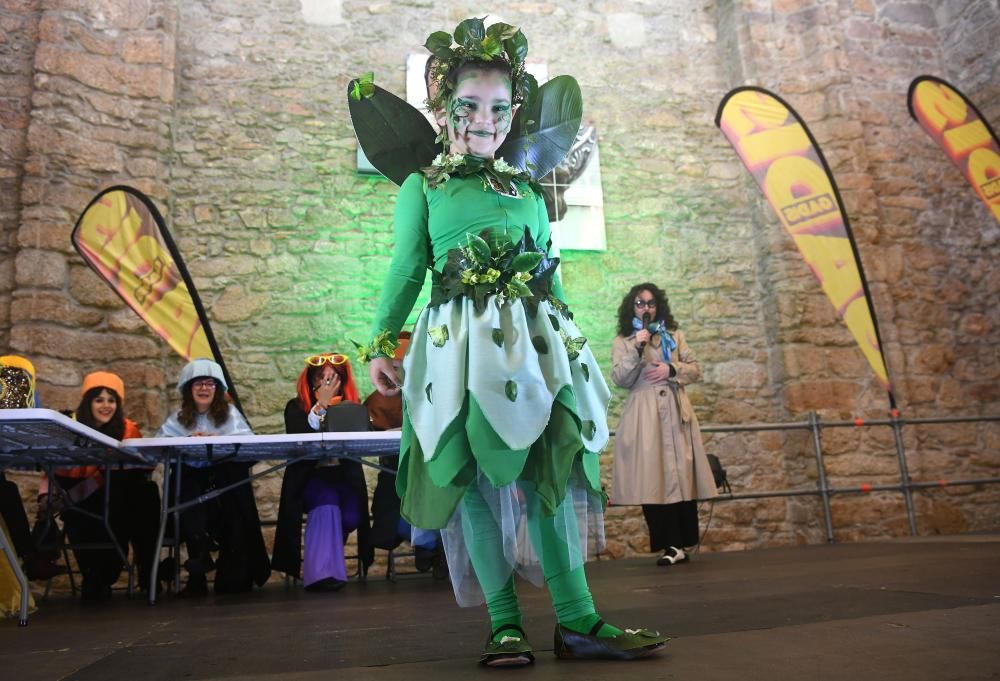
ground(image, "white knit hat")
xmin=177 ymin=358 xmax=227 ymax=394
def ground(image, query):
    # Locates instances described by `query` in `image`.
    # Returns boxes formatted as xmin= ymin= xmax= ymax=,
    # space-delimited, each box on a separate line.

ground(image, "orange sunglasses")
xmin=304 ymin=353 xmax=349 ymax=367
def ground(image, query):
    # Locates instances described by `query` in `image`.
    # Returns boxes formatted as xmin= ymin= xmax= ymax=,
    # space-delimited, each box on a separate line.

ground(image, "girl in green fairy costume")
xmin=351 ymin=18 xmax=668 ymax=666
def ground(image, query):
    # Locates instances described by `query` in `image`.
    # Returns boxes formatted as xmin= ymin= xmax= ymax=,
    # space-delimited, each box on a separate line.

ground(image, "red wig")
xmin=295 ymin=355 xmax=359 ymax=412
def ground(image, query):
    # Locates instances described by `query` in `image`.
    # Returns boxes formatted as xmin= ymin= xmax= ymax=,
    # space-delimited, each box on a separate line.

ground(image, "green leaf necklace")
xmin=422 ymin=153 xmax=530 ymax=196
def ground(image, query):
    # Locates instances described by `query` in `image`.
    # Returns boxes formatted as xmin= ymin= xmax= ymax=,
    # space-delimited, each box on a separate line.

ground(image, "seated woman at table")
xmin=157 ymin=359 xmax=271 ymax=596
xmin=272 ymin=352 xmax=372 ymax=591
xmin=38 ymin=371 xmax=157 ymax=600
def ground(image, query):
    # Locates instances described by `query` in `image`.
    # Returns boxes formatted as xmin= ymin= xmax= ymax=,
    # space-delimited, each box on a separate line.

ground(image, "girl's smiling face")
xmin=190 ymin=378 xmax=217 ymax=414
xmin=90 ymin=389 xmax=118 ymax=426
xmin=438 ymin=67 xmax=514 ymax=159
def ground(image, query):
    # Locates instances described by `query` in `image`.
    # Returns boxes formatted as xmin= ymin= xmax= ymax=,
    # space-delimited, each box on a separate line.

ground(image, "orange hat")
xmin=394 ymin=331 xmax=411 ymax=361
xmin=81 ymin=371 xmax=125 ymax=402
xmin=0 ymin=355 xmax=35 ymax=380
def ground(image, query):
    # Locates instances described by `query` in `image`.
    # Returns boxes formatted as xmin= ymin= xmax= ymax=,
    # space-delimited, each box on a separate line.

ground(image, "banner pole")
xmin=890 ymin=411 xmax=919 ymax=536
xmin=808 ymin=411 xmax=835 ymax=543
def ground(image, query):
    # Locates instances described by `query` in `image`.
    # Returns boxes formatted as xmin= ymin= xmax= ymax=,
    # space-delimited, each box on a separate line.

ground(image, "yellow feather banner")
xmin=716 ymin=88 xmax=893 ymax=402
xmin=72 ymin=186 xmax=243 ymax=413
xmin=908 ymin=76 xmax=1000 ymax=223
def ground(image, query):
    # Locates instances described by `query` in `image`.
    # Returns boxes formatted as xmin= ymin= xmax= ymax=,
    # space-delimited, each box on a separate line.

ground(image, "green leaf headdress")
xmin=347 ymin=17 xmax=582 ymax=186
xmin=423 ymin=17 xmax=535 ymax=112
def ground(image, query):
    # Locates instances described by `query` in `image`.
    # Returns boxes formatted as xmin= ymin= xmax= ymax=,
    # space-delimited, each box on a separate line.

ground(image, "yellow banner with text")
xmin=717 ymin=88 xmax=891 ymax=393
xmin=72 ymin=187 xmax=213 ymax=362
xmin=908 ymin=76 xmax=1000 ymax=223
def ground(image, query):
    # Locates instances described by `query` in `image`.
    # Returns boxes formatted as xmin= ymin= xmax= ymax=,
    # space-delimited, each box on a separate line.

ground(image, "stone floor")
xmin=2 ymin=534 xmax=998 ymax=681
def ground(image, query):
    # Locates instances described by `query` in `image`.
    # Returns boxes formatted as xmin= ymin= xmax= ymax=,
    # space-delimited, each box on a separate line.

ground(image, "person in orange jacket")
xmin=40 ymin=371 xmax=159 ymax=600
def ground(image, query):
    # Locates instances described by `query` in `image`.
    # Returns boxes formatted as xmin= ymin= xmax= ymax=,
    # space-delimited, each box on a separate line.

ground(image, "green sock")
xmin=546 ymin=565 xmax=624 ymax=638
xmin=489 ymin=616 xmax=525 ymax=643
xmin=560 ymin=613 xmax=624 ymax=638
xmin=485 ymin=576 xmax=525 ymax=643
xmin=460 ymin=486 xmax=526 ymax=645
xmin=520 ymin=484 xmax=625 ymax=640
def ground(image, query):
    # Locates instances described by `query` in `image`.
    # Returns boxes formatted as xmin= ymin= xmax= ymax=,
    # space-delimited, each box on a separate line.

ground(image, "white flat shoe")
xmin=656 ymin=547 xmax=688 ymax=566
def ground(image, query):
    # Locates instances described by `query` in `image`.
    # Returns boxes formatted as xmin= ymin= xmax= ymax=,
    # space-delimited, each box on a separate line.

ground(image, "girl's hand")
xmin=634 ymin=329 xmax=651 ymax=348
xmin=314 ymin=373 xmax=341 ymax=406
xmin=369 ymin=357 xmax=401 ymax=397
xmin=643 ymin=362 xmax=673 ymax=384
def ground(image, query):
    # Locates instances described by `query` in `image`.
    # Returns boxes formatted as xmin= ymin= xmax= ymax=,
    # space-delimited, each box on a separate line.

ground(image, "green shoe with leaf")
xmin=480 ymin=623 xmax=535 ymax=667
xmin=554 ymin=620 xmax=670 ymax=660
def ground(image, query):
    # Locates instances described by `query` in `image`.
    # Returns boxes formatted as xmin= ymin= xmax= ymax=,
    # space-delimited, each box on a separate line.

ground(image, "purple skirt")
xmin=302 ymin=476 xmax=360 ymax=586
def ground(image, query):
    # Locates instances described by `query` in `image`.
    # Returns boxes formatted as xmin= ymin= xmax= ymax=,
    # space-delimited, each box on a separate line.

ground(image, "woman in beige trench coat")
xmin=611 ymin=283 xmax=717 ymax=566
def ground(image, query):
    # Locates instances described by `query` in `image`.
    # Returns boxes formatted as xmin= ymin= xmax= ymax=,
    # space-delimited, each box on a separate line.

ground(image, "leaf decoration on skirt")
xmin=505 ymin=379 xmax=518 ymax=402
xmin=428 ymin=324 xmax=450 ymax=348
xmin=559 ymin=328 xmax=587 ymax=361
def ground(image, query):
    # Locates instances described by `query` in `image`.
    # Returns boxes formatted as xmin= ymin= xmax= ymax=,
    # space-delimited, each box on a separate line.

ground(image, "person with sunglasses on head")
xmin=272 ymin=353 xmax=373 ymax=591
xmin=611 ymin=284 xmax=717 ymax=567
xmin=157 ymin=359 xmax=271 ymax=596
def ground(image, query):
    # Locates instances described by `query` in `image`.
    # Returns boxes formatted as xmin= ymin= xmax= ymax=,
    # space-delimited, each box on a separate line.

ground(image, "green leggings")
xmin=460 ymin=481 xmax=596 ymax=627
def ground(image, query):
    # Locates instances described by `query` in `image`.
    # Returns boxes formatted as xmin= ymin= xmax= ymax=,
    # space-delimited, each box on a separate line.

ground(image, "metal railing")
xmin=693 ymin=412 xmax=1000 ymax=542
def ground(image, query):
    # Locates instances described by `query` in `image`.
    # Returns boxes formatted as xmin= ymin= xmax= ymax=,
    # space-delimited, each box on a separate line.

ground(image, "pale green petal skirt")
xmin=396 ymin=296 xmax=611 ymax=605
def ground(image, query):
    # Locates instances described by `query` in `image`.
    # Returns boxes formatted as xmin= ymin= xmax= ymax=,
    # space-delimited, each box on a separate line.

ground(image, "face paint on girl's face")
xmin=440 ymin=68 xmax=514 ymax=158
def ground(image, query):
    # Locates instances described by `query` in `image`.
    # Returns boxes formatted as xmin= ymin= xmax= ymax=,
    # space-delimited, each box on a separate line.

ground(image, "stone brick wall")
xmin=11 ymin=0 xmax=179 ymax=417
xmin=684 ymin=0 xmax=1000 ymax=548
xmin=4 ymin=1 xmax=999 ymax=566
xmin=0 ymin=0 xmax=41 ymax=352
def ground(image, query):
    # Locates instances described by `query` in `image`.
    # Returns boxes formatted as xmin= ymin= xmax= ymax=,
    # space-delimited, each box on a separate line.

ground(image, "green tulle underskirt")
xmin=396 ymin=385 xmax=605 ymax=530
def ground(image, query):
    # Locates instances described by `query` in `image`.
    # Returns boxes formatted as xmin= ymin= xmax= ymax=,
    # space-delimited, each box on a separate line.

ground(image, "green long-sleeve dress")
xmin=369 ymin=168 xmax=610 ymax=604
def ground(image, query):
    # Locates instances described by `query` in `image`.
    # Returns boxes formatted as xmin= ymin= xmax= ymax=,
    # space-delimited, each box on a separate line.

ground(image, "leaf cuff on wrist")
xmin=353 ymin=330 xmax=398 ymax=364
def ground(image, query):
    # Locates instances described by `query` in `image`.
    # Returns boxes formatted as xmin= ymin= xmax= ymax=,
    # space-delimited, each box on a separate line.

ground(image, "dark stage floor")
xmin=2 ymin=535 xmax=998 ymax=681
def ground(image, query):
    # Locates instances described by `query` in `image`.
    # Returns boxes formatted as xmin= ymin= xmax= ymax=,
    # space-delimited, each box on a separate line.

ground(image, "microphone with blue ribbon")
xmin=637 ymin=312 xmax=650 ymax=352
xmin=635 ymin=312 xmax=662 ymax=353
xmin=633 ymin=314 xmax=672 ymax=361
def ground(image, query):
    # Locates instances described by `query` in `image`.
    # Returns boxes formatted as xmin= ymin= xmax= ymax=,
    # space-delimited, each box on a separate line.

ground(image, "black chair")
xmin=330 ymin=407 xmax=446 ymax=582
xmin=323 ymin=402 xmax=371 ymax=432
xmin=322 ymin=403 xmax=374 ymax=580
xmin=35 ymin=475 xmax=134 ymax=600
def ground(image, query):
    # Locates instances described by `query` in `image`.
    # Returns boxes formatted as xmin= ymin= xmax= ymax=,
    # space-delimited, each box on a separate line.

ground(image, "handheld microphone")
xmin=638 ymin=312 xmax=651 ymax=351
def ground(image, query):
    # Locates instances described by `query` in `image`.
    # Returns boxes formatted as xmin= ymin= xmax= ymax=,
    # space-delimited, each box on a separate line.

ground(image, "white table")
xmin=122 ymin=431 xmax=402 ymax=603
xmin=0 ymin=409 xmax=149 ymax=625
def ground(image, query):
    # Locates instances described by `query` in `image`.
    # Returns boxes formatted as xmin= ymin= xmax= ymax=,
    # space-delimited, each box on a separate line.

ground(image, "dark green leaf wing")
xmin=347 ymin=81 xmax=438 ymax=186
xmin=497 ymin=75 xmax=583 ymax=181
